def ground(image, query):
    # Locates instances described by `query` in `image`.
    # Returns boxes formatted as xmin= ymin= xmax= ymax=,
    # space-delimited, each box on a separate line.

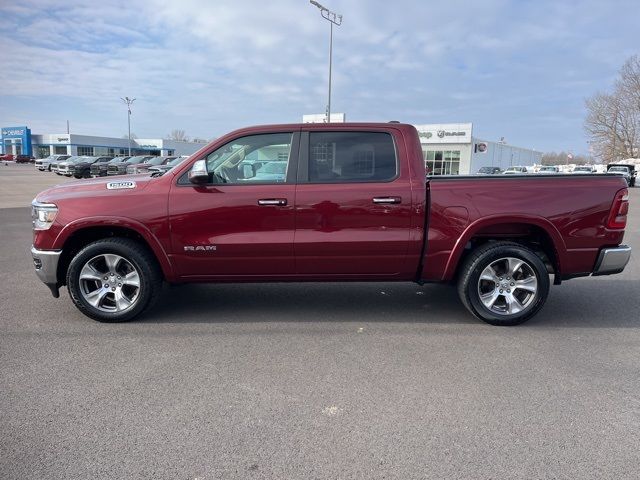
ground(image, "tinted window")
xmin=309 ymin=132 xmax=397 ymax=182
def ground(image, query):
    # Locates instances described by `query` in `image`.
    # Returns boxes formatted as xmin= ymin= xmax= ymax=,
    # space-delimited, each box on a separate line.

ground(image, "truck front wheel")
xmin=66 ymin=238 xmax=162 ymax=322
xmin=457 ymin=242 xmax=550 ymax=326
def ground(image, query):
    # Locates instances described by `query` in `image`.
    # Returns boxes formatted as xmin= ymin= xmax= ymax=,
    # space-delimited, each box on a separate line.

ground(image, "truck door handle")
xmin=372 ymin=197 xmax=401 ymax=204
xmin=258 ymin=198 xmax=288 ymax=206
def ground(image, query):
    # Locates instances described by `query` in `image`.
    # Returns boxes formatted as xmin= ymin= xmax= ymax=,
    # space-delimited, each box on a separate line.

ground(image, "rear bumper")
xmin=593 ymin=245 xmax=632 ymax=276
xmin=31 ymin=246 xmax=62 ymax=297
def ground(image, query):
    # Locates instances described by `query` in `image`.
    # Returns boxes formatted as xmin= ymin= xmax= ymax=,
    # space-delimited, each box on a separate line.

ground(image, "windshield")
xmin=146 ymin=156 xmax=170 ymax=166
xmin=126 ymin=156 xmax=152 ymax=165
xmin=609 ymin=166 xmax=629 ymax=172
xmin=71 ymin=156 xmax=95 ymax=163
xmin=108 ymin=157 xmax=128 ymax=164
xmin=574 ymin=167 xmax=591 ymax=172
xmin=540 ymin=166 xmax=556 ymax=171
xmin=167 ymin=157 xmax=185 ymax=166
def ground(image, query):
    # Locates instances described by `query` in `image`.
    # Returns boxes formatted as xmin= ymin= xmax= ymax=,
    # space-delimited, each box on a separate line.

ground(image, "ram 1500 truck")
xmin=31 ymin=123 xmax=632 ymax=326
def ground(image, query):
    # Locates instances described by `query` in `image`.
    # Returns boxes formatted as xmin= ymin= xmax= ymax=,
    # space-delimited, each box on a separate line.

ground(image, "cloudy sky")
xmin=0 ymin=0 xmax=637 ymax=153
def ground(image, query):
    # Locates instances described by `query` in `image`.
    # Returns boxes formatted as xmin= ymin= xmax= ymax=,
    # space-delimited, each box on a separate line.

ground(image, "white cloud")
xmin=0 ymin=0 xmax=638 ymax=152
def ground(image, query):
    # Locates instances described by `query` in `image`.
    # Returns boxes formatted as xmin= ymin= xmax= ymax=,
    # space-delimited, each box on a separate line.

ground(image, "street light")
xmin=121 ymin=96 xmax=136 ymax=156
xmin=310 ymin=0 xmax=342 ymax=123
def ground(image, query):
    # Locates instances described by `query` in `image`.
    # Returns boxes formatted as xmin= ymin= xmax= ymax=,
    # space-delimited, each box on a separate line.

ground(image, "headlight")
xmin=31 ymin=201 xmax=58 ymax=230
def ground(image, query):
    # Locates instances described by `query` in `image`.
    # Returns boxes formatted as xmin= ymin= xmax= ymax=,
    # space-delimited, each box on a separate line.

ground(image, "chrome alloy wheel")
xmin=477 ymin=257 xmax=538 ymax=316
xmin=78 ymin=254 xmax=141 ymax=313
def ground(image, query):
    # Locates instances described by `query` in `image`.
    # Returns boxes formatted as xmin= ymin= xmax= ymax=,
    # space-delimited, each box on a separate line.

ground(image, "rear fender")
xmin=443 ymin=214 xmax=567 ymax=281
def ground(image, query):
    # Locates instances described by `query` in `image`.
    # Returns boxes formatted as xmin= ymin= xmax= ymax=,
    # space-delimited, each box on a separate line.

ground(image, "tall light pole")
xmin=310 ymin=1 xmax=342 ymax=123
xmin=121 ymin=96 xmax=136 ymax=156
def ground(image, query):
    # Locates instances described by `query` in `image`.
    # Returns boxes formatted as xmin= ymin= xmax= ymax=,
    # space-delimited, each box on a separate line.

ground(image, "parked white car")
xmin=35 ymin=154 xmax=70 ymax=171
xmin=572 ymin=166 xmax=596 ymax=174
xmin=502 ymin=166 xmax=529 ymax=174
xmin=537 ymin=166 xmax=560 ymax=174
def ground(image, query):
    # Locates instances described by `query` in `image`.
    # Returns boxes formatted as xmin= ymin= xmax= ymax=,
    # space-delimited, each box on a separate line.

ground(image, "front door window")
xmin=203 ymin=133 xmax=293 ymax=184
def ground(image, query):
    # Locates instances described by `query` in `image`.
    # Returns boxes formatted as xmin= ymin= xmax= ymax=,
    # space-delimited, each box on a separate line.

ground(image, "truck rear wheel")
xmin=457 ymin=242 xmax=550 ymax=326
xmin=66 ymin=238 xmax=162 ymax=322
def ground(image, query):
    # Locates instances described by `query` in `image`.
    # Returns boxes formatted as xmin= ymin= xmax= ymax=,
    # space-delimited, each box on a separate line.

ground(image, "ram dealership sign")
xmin=414 ymin=123 xmax=473 ymax=144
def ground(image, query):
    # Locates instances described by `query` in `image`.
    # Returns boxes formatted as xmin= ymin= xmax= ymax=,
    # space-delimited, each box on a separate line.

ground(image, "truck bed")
xmin=422 ymin=174 xmax=628 ymax=281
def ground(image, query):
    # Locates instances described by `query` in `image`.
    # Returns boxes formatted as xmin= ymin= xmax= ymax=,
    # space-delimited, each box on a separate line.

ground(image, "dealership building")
xmin=414 ymin=123 xmax=542 ymax=175
xmin=4 ymin=121 xmax=542 ymax=174
xmin=1 ymin=126 xmax=204 ymax=158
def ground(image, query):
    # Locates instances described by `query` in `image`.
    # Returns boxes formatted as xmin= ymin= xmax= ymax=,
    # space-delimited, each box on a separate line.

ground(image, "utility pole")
xmin=121 ymin=97 xmax=136 ymax=156
xmin=310 ymin=1 xmax=342 ymax=123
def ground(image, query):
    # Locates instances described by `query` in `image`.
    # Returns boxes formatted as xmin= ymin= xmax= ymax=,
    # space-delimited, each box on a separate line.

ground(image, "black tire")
xmin=457 ymin=241 xmax=550 ymax=326
xmin=66 ymin=238 xmax=162 ymax=322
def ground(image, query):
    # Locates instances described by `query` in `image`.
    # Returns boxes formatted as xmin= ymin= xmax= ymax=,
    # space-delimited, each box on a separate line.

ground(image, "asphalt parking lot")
xmin=1 ymin=163 xmax=639 ymax=479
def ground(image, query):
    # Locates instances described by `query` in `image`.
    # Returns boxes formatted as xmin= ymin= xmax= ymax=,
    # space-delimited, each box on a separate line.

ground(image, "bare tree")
xmin=542 ymin=151 xmax=590 ymax=165
xmin=167 ymin=129 xmax=189 ymax=142
xmin=121 ymin=133 xmax=138 ymax=139
xmin=585 ymin=55 xmax=640 ymax=162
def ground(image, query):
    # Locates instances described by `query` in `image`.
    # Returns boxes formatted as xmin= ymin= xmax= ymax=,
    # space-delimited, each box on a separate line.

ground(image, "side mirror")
xmin=188 ymin=159 xmax=208 ymax=184
xmin=243 ymin=164 xmax=255 ymax=178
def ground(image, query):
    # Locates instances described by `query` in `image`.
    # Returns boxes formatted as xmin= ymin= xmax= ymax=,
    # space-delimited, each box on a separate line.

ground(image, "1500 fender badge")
xmin=184 ymin=245 xmax=217 ymax=252
xmin=106 ymin=181 xmax=136 ymax=190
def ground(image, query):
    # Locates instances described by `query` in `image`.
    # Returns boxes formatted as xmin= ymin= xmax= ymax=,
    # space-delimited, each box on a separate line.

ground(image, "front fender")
xmin=53 ymin=216 xmax=176 ymax=282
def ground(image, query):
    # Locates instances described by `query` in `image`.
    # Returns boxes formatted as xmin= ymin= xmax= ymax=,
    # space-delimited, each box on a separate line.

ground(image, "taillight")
xmin=607 ymin=188 xmax=629 ymax=229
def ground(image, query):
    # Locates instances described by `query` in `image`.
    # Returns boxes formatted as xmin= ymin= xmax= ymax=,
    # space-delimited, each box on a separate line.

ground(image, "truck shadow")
xmin=528 ymin=278 xmax=640 ymax=328
xmin=146 ymin=282 xmax=474 ymax=325
xmin=144 ymin=279 xmax=640 ymax=328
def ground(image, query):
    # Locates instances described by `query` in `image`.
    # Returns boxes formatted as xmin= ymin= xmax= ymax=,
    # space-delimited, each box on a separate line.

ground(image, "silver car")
xmin=35 ymin=154 xmax=70 ymax=171
xmin=57 ymin=156 xmax=97 ymax=176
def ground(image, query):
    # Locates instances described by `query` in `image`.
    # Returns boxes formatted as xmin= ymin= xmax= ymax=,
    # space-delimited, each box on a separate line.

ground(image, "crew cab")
xmin=503 ymin=166 xmax=530 ymax=174
xmin=572 ymin=165 xmax=596 ymax=174
xmin=36 ymin=154 xmax=70 ymax=171
xmin=31 ymin=123 xmax=632 ymax=326
xmin=126 ymin=156 xmax=176 ymax=175
xmin=73 ymin=156 xmax=114 ymax=179
xmin=58 ymin=156 xmax=113 ymax=177
xmin=107 ymin=155 xmax=155 ymax=176
xmin=607 ymin=164 xmax=637 ymax=187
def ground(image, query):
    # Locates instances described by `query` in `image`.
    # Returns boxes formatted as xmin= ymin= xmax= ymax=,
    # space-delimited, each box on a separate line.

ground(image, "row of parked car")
xmin=477 ymin=165 xmax=596 ymax=174
xmin=0 ymin=153 xmax=36 ymax=163
xmin=476 ymin=164 xmax=637 ymax=186
xmin=34 ymin=154 xmax=188 ymax=179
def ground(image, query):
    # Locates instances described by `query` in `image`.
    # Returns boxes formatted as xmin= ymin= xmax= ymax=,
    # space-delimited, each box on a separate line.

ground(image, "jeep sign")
xmin=414 ymin=123 xmax=472 ymax=144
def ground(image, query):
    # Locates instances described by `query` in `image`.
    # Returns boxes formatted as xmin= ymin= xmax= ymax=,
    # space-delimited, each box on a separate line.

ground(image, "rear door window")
xmin=307 ymin=131 xmax=397 ymax=183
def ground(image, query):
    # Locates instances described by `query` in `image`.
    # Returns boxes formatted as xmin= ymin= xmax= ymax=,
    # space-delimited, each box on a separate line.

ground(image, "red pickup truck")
xmin=31 ymin=123 xmax=631 ymax=326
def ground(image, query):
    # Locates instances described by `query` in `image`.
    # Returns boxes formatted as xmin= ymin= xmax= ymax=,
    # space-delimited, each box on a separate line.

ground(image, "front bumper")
xmin=31 ymin=246 xmax=62 ymax=297
xmin=593 ymin=245 xmax=632 ymax=276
